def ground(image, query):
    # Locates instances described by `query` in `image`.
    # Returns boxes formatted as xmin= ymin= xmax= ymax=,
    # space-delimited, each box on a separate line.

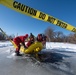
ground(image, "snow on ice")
xmin=0 ymin=41 xmax=76 ymax=75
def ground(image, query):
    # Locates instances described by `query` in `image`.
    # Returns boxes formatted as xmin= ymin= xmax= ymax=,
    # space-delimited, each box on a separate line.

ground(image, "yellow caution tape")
xmin=0 ymin=0 xmax=76 ymax=32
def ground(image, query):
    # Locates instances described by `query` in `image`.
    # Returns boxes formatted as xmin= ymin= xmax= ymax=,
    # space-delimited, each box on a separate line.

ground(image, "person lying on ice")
xmin=13 ymin=33 xmax=35 ymax=56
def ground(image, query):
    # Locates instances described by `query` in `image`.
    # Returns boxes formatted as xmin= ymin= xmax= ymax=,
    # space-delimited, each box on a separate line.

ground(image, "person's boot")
xmin=15 ymin=51 xmax=23 ymax=56
xmin=16 ymin=53 xmax=23 ymax=56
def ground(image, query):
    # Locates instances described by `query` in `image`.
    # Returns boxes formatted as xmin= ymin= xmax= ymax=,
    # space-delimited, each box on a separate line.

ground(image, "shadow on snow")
xmin=38 ymin=50 xmax=71 ymax=63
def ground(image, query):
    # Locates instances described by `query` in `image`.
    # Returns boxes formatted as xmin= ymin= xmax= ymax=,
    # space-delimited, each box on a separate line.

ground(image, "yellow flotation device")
xmin=20 ymin=41 xmax=43 ymax=54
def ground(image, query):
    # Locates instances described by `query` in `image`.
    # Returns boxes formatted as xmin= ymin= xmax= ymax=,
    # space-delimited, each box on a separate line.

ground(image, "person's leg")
xmin=15 ymin=45 xmax=22 ymax=56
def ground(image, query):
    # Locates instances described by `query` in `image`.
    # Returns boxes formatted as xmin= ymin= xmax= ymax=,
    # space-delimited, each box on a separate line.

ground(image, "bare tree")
xmin=44 ymin=26 xmax=55 ymax=42
xmin=54 ymin=31 xmax=64 ymax=42
xmin=8 ymin=34 xmax=15 ymax=40
xmin=0 ymin=32 xmax=6 ymax=40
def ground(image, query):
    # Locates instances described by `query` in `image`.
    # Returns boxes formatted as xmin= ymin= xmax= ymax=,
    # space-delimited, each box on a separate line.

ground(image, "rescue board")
xmin=20 ymin=41 xmax=43 ymax=54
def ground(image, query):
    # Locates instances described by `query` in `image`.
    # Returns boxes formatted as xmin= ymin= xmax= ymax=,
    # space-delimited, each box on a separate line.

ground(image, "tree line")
xmin=0 ymin=32 xmax=15 ymax=41
xmin=44 ymin=27 xmax=76 ymax=44
xmin=0 ymin=27 xmax=76 ymax=44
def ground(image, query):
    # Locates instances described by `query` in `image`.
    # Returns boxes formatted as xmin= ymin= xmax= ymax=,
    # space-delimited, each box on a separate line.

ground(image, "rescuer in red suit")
xmin=13 ymin=34 xmax=28 ymax=56
xmin=37 ymin=34 xmax=47 ymax=45
xmin=25 ymin=33 xmax=35 ymax=48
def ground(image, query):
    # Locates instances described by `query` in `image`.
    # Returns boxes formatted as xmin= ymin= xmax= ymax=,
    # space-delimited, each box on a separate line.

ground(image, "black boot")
xmin=15 ymin=51 xmax=23 ymax=56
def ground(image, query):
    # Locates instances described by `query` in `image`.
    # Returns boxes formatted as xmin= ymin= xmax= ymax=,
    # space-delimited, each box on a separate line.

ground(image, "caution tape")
xmin=0 ymin=28 xmax=18 ymax=48
xmin=0 ymin=0 xmax=76 ymax=32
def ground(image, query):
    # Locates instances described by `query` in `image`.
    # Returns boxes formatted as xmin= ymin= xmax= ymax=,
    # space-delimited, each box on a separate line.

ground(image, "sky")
xmin=0 ymin=0 xmax=76 ymax=36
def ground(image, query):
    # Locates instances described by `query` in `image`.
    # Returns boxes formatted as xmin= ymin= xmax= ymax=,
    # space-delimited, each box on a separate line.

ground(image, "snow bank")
xmin=46 ymin=42 xmax=76 ymax=52
xmin=0 ymin=41 xmax=12 ymax=48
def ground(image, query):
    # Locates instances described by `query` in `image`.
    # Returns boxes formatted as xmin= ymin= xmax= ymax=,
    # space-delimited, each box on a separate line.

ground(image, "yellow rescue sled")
xmin=12 ymin=40 xmax=43 ymax=54
xmin=20 ymin=41 xmax=43 ymax=54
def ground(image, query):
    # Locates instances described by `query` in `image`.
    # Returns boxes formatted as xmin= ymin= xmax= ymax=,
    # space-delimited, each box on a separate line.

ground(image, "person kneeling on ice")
xmin=13 ymin=34 xmax=28 ymax=56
